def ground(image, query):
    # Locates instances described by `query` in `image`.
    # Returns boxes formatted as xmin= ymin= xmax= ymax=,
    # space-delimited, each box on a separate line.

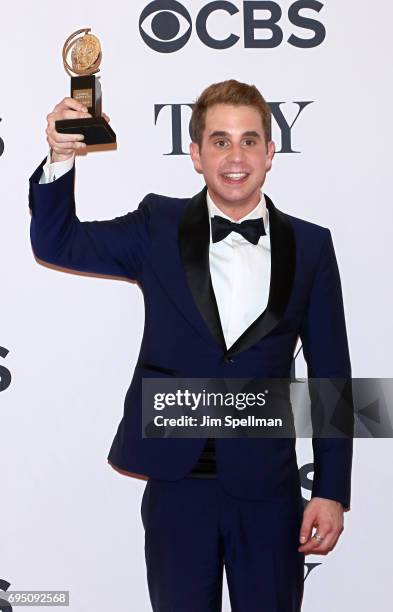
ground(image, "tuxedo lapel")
xmin=178 ymin=186 xmax=227 ymax=352
xmin=178 ymin=186 xmax=296 ymax=358
xmin=225 ymin=193 xmax=296 ymax=357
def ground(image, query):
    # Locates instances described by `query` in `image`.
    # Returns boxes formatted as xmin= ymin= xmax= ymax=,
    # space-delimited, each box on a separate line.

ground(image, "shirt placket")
xmin=226 ymin=235 xmax=242 ymax=348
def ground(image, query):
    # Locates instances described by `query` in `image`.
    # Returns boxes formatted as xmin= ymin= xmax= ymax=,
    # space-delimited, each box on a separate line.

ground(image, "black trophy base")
xmin=55 ymin=116 xmax=116 ymax=145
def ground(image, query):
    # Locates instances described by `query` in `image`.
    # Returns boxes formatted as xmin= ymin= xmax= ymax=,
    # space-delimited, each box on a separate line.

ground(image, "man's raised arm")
xmin=29 ymin=97 xmax=151 ymax=281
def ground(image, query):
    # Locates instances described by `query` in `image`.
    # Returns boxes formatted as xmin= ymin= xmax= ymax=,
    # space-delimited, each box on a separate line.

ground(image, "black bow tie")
xmin=211 ymin=215 xmax=266 ymax=245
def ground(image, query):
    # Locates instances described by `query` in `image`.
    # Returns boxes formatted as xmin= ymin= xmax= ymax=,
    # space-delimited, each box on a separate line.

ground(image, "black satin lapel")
xmin=178 ymin=185 xmax=227 ymax=351
xmin=225 ymin=194 xmax=296 ymax=358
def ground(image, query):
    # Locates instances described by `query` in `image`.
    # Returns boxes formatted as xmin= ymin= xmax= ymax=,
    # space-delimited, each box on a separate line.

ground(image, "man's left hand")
xmin=298 ymin=497 xmax=344 ymax=555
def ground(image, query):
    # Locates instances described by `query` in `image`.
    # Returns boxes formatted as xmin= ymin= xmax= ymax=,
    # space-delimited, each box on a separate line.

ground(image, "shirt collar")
xmin=206 ymin=188 xmax=270 ymax=241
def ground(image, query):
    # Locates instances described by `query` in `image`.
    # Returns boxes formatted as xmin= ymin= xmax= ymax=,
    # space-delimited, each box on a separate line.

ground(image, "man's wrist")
xmin=50 ymin=149 xmax=74 ymax=164
xmin=39 ymin=150 xmax=75 ymax=184
xmin=310 ymin=496 xmax=346 ymax=511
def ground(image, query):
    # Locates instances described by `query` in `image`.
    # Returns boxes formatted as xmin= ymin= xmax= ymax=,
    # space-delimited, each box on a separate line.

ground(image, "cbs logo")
xmin=139 ymin=0 xmax=326 ymax=53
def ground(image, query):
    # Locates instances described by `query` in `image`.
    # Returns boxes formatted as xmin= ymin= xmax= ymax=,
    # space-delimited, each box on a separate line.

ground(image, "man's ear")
xmin=265 ymin=140 xmax=276 ymax=173
xmin=189 ymin=142 xmax=203 ymax=174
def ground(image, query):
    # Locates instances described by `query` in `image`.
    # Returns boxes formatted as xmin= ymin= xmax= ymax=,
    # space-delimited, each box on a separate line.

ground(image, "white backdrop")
xmin=1 ymin=1 xmax=392 ymax=610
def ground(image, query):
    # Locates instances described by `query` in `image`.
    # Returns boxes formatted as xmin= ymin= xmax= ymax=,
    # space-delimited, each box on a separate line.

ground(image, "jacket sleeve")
xmin=29 ymin=158 xmax=151 ymax=281
xmin=299 ymin=228 xmax=354 ymax=511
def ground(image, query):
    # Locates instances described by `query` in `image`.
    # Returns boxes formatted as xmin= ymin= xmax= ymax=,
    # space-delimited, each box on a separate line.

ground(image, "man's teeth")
xmin=223 ymin=173 xmax=248 ymax=179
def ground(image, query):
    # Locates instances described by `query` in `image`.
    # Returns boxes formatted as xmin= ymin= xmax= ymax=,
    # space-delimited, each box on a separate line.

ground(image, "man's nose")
xmin=226 ymin=143 xmax=246 ymax=163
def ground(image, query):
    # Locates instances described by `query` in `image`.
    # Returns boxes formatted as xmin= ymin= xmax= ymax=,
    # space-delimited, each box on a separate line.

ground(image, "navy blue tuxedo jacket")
xmin=29 ymin=159 xmax=353 ymax=509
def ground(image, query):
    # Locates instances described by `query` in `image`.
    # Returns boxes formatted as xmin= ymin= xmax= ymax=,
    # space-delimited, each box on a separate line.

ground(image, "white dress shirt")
xmin=40 ymin=155 xmax=271 ymax=349
xmin=39 ymin=152 xmax=75 ymax=184
xmin=207 ymin=191 xmax=271 ymax=349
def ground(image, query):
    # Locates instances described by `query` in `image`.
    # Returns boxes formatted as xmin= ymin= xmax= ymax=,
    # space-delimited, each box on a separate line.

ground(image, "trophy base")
xmin=55 ymin=116 xmax=116 ymax=145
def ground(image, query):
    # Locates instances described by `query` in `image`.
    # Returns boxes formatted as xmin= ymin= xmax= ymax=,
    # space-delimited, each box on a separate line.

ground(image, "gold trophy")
xmin=55 ymin=28 xmax=116 ymax=145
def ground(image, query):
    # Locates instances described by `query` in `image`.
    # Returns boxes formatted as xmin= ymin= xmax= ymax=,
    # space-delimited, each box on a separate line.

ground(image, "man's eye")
xmin=244 ymin=139 xmax=256 ymax=146
xmin=215 ymin=140 xmax=228 ymax=147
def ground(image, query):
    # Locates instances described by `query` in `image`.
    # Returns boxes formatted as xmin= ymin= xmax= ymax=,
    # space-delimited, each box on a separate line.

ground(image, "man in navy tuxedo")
xmin=29 ymin=79 xmax=353 ymax=611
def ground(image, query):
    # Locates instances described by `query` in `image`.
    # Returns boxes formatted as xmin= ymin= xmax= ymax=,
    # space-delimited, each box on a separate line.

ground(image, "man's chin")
xmin=212 ymin=185 xmax=260 ymax=207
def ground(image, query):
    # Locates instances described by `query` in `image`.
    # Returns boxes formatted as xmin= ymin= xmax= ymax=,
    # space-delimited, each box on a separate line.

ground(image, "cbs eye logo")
xmin=139 ymin=0 xmax=192 ymax=53
xmin=139 ymin=0 xmax=326 ymax=53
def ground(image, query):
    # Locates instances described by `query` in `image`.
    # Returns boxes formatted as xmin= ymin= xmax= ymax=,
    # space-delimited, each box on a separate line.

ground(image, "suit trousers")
xmin=140 ymin=477 xmax=305 ymax=612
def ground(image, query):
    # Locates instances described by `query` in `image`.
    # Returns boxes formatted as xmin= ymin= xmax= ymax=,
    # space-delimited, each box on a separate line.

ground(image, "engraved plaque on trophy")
xmin=55 ymin=28 xmax=116 ymax=145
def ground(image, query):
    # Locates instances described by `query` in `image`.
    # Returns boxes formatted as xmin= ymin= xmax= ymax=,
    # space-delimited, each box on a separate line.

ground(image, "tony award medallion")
xmin=55 ymin=28 xmax=116 ymax=145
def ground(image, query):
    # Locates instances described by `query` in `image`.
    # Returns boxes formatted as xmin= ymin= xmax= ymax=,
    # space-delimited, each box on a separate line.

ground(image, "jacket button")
xmin=223 ymin=356 xmax=235 ymax=364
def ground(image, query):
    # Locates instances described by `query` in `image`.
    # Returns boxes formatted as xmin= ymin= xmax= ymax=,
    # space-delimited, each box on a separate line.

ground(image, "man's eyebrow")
xmin=208 ymin=130 xmax=262 ymax=139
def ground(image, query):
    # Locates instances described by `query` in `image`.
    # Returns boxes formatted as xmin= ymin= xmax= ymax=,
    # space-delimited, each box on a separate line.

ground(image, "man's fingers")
xmin=46 ymin=129 xmax=85 ymax=144
xmin=299 ymin=514 xmax=314 ymax=545
xmin=46 ymin=98 xmax=110 ymax=155
xmin=45 ymin=98 xmax=91 ymax=159
xmin=324 ymin=526 xmax=344 ymax=553
xmin=47 ymin=135 xmax=86 ymax=154
xmin=298 ymin=527 xmax=331 ymax=554
xmin=46 ymin=101 xmax=91 ymax=129
xmin=298 ymin=498 xmax=345 ymax=556
xmin=53 ymin=109 xmax=91 ymax=121
xmin=55 ymin=97 xmax=89 ymax=113
xmin=308 ymin=529 xmax=342 ymax=555
xmin=298 ymin=522 xmax=343 ymax=555
xmin=47 ymin=137 xmax=86 ymax=151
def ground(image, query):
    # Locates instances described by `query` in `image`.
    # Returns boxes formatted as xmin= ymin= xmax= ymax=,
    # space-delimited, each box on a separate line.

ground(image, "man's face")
xmin=190 ymin=104 xmax=275 ymax=210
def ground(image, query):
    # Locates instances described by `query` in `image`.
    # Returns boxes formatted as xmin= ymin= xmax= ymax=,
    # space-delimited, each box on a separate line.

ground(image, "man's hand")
xmin=45 ymin=97 xmax=111 ymax=163
xmin=46 ymin=97 xmax=90 ymax=162
xmin=298 ymin=497 xmax=344 ymax=555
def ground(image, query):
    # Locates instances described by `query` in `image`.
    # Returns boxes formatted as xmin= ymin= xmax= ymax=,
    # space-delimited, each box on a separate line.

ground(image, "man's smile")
xmin=221 ymin=171 xmax=250 ymax=185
